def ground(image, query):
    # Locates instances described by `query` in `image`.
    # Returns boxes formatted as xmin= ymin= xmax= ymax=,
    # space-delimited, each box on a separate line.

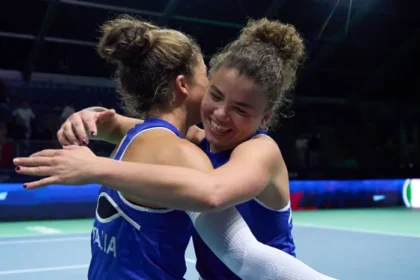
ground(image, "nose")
xmin=213 ymin=107 xmax=229 ymax=121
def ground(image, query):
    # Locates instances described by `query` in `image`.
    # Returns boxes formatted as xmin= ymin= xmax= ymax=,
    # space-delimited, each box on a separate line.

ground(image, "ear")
xmin=260 ymin=110 xmax=272 ymax=130
xmin=174 ymin=74 xmax=189 ymax=98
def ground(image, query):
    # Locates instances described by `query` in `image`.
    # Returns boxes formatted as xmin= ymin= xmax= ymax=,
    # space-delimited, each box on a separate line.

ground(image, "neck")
xmin=209 ymin=143 xmax=232 ymax=153
xmin=147 ymin=108 xmax=190 ymax=137
xmin=209 ymin=130 xmax=263 ymax=153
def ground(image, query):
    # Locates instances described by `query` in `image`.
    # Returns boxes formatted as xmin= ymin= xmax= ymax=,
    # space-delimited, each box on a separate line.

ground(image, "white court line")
xmin=0 ymin=264 xmax=88 ymax=275
xmin=2 ymin=223 xmax=419 ymax=247
xmin=0 ymin=259 xmax=197 ymax=275
xmin=0 ymin=236 xmax=197 ymax=261
xmin=294 ymin=223 xmax=420 ymax=238
xmin=2 ymin=224 xmax=420 ymax=243
xmin=0 ymin=236 xmax=90 ymax=245
xmin=26 ymin=226 xmax=62 ymax=234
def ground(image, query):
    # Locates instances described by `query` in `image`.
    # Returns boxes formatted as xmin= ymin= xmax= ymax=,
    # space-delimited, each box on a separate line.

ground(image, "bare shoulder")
xmin=232 ymin=134 xmax=282 ymax=163
xmin=172 ymin=139 xmax=213 ymax=172
xmin=123 ymin=129 xmax=212 ymax=172
xmin=230 ymin=134 xmax=287 ymax=182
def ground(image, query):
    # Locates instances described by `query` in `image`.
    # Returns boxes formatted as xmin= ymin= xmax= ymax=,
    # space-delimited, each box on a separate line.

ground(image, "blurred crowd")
xmin=1 ymin=79 xmax=419 ymax=176
xmin=275 ymin=105 xmax=419 ymax=173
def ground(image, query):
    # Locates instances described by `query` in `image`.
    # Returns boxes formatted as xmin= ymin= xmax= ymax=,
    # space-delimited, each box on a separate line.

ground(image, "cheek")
xmin=200 ymin=96 xmax=214 ymax=116
xmin=198 ymin=82 xmax=207 ymax=98
xmin=231 ymin=115 xmax=257 ymax=133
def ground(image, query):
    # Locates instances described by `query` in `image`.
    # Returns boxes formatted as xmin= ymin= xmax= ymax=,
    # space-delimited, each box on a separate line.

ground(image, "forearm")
xmin=92 ymin=157 xmax=219 ymax=212
xmin=98 ymin=114 xmax=142 ymax=144
xmin=189 ymin=209 xmax=337 ymax=280
xmin=85 ymin=107 xmax=142 ymax=144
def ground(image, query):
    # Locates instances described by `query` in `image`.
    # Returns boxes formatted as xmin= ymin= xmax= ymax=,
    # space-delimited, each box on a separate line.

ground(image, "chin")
xmin=205 ymin=130 xmax=232 ymax=151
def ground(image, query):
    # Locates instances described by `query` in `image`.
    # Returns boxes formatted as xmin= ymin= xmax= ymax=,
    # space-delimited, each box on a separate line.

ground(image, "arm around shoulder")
xmin=82 ymin=106 xmax=143 ymax=144
xmin=92 ymin=137 xmax=219 ymax=212
xmin=103 ymin=114 xmax=143 ymax=144
xmin=91 ymin=136 xmax=281 ymax=213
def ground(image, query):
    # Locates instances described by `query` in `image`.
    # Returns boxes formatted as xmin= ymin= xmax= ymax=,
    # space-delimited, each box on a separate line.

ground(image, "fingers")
xmin=72 ymin=117 xmax=89 ymax=145
xmin=13 ymin=156 xmax=55 ymax=167
xmin=96 ymin=109 xmax=116 ymax=122
xmin=15 ymin=165 xmax=54 ymax=177
xmin=57 ymin=109 xmax=110 ymax=146
xmin=83 ymin=113 xmax=100 ymax=138
xmin=61 ymin=121 xmax=80 ymax=146
xmin=24 ymin=177 xmax=58 ymax=190
xmin=57 ymin=128 xmax=72 ymax=146
xmin=89 ymin=109 xmax=115 ymax=137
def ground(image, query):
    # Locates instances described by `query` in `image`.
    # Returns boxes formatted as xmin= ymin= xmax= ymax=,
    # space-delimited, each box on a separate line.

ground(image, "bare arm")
xmin=115 ymin=133 xmax=218 ymax=211
xmin=100 ymin=110 xmax=203 ymax=145
xmin=87 ymin=107 xmax=142 ymax=144
xmin=88 ymin=136 xmax=278 ymax=211
xmin=16 ymin=136 xmax=278 ymax=212
xmin=57 ymin=106 xmax=142 ymax=146
xmin=58 ymin=106 xmax=203 ymax=146
xmin=101 ymin=113 xmax=143 ymax=144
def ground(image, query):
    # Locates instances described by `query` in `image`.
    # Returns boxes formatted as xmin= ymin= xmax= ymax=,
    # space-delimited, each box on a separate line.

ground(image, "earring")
xmin=260 ymin=122 xmax=267 ymax=130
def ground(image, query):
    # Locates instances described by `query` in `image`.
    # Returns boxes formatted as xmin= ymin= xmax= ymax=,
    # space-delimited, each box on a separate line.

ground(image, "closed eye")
xmin=235 ymin=107 xmax=248 ymax=115
xmin=210 ymin=91 xmax=222 ymax=101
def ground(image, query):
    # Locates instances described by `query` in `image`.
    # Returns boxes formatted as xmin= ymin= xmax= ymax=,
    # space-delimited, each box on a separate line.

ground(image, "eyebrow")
xmin=210 ymin=85 xmax=254 ymax=109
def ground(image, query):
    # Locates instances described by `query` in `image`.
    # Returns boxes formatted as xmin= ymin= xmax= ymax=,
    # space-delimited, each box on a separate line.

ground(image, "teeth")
xmin=210 ymin=119 xmax=229 ymax=133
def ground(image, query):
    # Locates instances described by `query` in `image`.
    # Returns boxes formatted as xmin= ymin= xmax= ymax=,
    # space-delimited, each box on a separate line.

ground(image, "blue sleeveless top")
xmin=88 ymin=118 xmax=193 ymax=280
xmin=193 ymin=130 xmax=296 ymax=280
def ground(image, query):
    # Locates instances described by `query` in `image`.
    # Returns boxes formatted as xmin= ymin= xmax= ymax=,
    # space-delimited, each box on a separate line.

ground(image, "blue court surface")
xmin=0 ymin=210 xmax=419 ymax=279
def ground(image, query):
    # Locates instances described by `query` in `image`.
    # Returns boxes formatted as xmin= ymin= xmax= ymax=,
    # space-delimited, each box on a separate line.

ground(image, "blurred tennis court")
xmin=1 ymin=208 xmax=419 ymax=280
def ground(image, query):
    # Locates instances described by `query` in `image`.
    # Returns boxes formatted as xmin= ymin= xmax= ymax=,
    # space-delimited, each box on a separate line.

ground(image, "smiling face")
xmin=200 ymin=67 xmax=271 ymax=152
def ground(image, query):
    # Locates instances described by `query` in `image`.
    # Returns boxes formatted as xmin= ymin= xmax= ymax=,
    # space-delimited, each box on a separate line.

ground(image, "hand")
xmin=14 ymin=145 xmax=99 ymax=189
xmin=57 ymin=107 xmax=116 ymax=146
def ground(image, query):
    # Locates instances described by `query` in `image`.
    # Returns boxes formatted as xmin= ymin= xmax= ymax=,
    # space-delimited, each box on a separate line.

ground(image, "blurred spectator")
xmin=307 ymin=132 xmax=321 ymax=167
xmin=1 ymin=82 xmax=419 ymax=177
xmin=60 ymin=103 xmax=75 ymax=123
xmin=295 ymin=134 xmax=309 ymax=168
xmin=12 ymin=101 xmax=35 ymax=139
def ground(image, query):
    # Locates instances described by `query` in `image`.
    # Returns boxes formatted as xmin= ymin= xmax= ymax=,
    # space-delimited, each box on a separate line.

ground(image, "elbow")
xmin=202 ymin=196 xmax=222 ymax=212
xmin=200 ymin=182 xmax=226 ymax=212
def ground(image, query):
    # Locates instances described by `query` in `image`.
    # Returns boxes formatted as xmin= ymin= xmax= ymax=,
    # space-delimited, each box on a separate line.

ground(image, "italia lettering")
xmin=92 ymin=226 xmax=117 ymax=257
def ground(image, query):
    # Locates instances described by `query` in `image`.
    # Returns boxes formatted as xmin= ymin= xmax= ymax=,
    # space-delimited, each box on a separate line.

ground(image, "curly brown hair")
xmin=98 ymin=15 xmax=202 ymax=117
xmin=209 ymin=18 xmax=306 ymax=129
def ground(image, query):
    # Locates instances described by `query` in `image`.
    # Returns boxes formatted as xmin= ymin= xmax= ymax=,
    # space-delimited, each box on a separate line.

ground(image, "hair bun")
xmin=98 ymin=16 xmax=159 ymax=66
xmin=240 ymin=18 xmax=305 ymax=64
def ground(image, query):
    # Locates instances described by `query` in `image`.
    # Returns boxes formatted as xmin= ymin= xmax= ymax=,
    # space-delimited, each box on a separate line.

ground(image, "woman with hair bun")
xmin=15 ymin=17 xmax=337 ymax=280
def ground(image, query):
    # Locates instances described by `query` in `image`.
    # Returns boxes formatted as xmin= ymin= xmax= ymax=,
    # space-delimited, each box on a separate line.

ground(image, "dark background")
xmin=1 ymin=0 xmax=419 ymax=180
